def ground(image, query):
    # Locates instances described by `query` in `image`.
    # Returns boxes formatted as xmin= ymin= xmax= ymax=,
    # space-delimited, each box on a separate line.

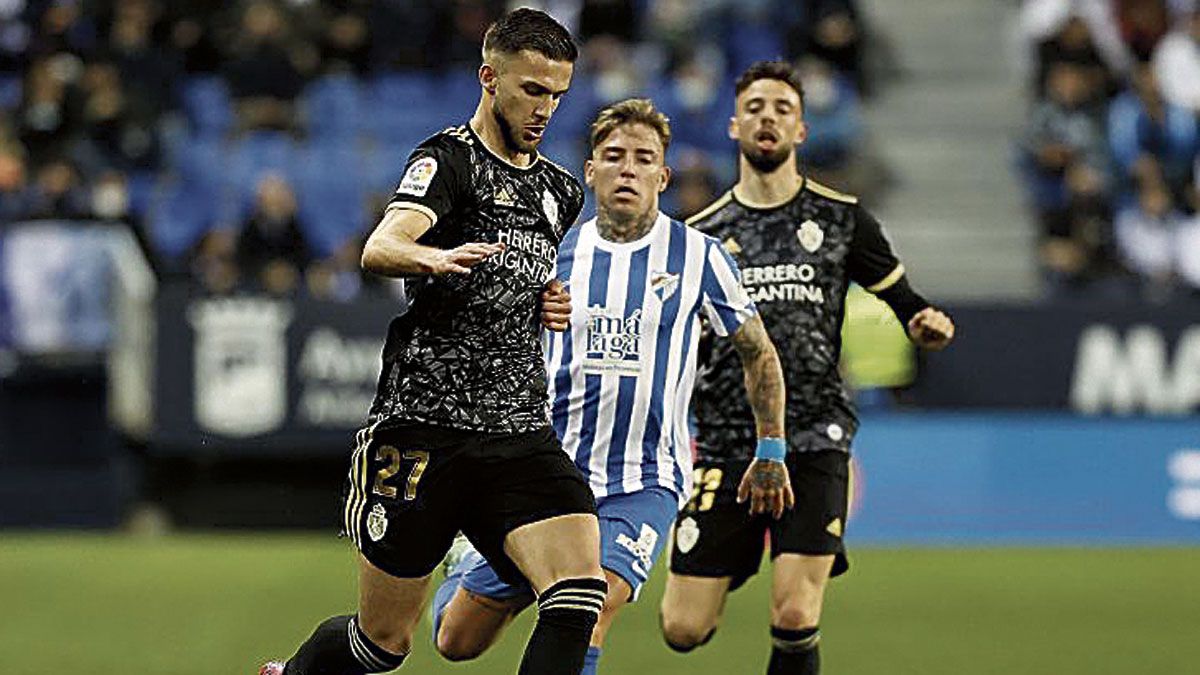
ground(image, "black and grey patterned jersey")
xmin=369 ymin=124 xmax=585 ymax=433
xmin=688 ymin=179 xmax=908 ymax=459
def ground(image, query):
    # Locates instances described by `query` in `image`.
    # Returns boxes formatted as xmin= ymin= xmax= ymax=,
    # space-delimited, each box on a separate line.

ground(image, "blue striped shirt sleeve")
xmin=700 ymin=238 xmax=757 ymax=336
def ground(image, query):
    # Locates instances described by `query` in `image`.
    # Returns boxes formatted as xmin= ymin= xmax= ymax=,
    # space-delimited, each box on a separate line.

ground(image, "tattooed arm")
xmin=728 ymin=315 xmax=795 ymax=519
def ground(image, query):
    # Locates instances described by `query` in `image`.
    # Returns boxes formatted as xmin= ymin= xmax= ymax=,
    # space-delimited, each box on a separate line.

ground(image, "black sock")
xmin=517 ymin=577 xmax=607 ymax=675
xmin=767 ymin=625 xmax=820 ymax=675
xmin=284 ymin=615 xmax=407 ymax=675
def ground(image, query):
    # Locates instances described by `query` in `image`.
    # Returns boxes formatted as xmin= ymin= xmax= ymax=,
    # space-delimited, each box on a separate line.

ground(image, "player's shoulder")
xmin=416 ymin=124 xmax=476 ymax=156
xmin=673 ymin=217 xmax=725 ymax=254
xmin=539 ymin=153 xmax=579 ymax=184
xmin=539 ymin=154 xmax=584 ymax=197
xmin=802 ymin=178 xmax=859 ymax=205
xmin=684 ymin=190 xmax=737 ymax=230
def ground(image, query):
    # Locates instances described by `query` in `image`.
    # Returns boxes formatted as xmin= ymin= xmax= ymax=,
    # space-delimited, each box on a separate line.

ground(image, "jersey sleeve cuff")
xmin=386 ymin=201 xmax=439 ymax=226
xmin=866 ymin=263 xmax=905 ymax=293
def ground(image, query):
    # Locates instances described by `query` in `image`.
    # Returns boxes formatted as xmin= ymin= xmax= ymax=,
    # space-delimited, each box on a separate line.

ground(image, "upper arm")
xmin=367 ymin=206 xmax=434 ymax=248
xmin=700 ymin=240 xmax=758 ymax=336
xmin=847 ymin=205 xmax=905 ymax=293
xmin=386 ymin=138 xmax=469 ymax=229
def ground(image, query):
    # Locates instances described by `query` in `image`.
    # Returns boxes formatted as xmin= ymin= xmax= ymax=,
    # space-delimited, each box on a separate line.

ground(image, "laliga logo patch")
xmin=367 ymin=503 xmax=389 ymax=542
xmin=397 ymin=157 xmax=437 ymax=197
xmin=797 ymin=220 xmax=824 ymax=253
xmin=542 ymin=189 xmax=559 ymax=224
xmin=676 ymin=517 xmax=700 ymax=554
xmin=650 ymin=271 xmax=679 ymax=302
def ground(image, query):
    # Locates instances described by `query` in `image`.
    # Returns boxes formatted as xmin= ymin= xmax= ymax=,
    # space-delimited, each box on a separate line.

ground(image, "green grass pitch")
xmin=1 ymin=533 xmax=1197 ymax=674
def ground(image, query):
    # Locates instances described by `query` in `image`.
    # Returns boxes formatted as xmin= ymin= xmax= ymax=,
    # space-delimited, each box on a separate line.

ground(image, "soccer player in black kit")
xmin=659 ymin=61 xmax=956 ymax=674
xmin=260 ymin=10 xmax=606 ymax=675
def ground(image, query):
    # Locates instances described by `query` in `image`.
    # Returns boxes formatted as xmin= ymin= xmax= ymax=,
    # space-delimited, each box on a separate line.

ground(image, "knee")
xmin=660 ymin=613 xmax=718 ymax=653
xmin=771 ymin=600 xmax=820 ymax=631
xmin=434 ymin=627 xmax=487 ymax=663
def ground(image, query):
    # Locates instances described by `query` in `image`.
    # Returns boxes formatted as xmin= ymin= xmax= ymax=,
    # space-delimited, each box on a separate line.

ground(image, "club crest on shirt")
xmin=650 ymin=271 xmax=679 ymax=302
xmin=397 ymin=157 xmax=437 ymax=197
xmin=797 ymin=220 xmax=824 ymax=253
xmin=676 ymin=516 xmax=700 ymax=554
xmin=542 ymin=189 xmax=559 ymax=224
xmin=367 ymin=503 xmax=388 ymax=542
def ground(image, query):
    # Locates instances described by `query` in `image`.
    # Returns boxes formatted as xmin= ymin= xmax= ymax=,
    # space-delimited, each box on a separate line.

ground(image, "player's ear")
xmin=795 ymin=120 xmax=809 ymax=146
xmin=658 ymin=164 xmax=671 ymax=193
xmin=479 ymin=63 xmax=498 ymax=96
xmin=584 ymin=158 xmax=595 ymax=188
xmin=727 ymin=115 xmax=739 ymax=141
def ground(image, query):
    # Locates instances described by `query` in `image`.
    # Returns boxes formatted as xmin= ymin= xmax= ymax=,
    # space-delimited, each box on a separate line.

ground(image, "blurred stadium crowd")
xmin=0 ymin=0 xmax=871 ymax=301
xmin=1018 ymin=0 xmax=1200 ymax=299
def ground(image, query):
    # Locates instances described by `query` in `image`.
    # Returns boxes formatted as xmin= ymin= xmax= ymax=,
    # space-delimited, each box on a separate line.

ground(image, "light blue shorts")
xmin=460 ymin=485 xmax=679 ymax=602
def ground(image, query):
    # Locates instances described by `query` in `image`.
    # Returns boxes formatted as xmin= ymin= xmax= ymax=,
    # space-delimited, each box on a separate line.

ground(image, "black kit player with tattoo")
xmin=660 ymin=61 xmax=956 ymax=674
xmin=260 ymin=10 xmax=608 ymax=675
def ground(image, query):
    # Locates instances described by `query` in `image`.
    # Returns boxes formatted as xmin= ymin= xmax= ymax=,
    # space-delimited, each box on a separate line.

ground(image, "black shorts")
xmin=669 ymin=450 xmax=849 ymax=591
xmin=343 ymin=421 xmax=596 ymax=585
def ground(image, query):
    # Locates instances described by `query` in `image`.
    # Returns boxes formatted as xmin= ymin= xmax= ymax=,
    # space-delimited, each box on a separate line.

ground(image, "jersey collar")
xmin=467 ymin=122 xmax=541 ymax=172
xmin=730 ymin=174 xmax=806 ymax=211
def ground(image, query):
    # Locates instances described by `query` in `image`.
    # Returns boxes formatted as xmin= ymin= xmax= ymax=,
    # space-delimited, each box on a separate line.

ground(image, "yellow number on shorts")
xmin=372 ymin=446 xmax=402 ymax=498
xmin=688 ymin=468 xmax=723 ymax=512
xmin=402 ymin=450 xmax=429 ymax=501
xmin=372 ymin=448 xmax=429 ymax=501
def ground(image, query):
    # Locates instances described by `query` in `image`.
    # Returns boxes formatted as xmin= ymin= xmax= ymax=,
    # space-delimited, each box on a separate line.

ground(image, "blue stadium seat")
xmin=303 ymin=73 xmax=365 ymax=140
xmin=295 ymin=143 xmax=369 ymax=257
xmin=225 ymin=132 xmax=299 ymax=219
xmin=725 ymin=21 xmax=786 ymax=77
xmin=148 ymin=179 xmax=217 ymax=260
xmin=180 ymin=76 xmax=234 ymax=139
xmin=0 ymin=75 xmax=21 ymax=112
xmin=440 ymin=67 xmax=482 ymax=111
xmin=125 ymin=170 xmax=158 ymax=219
xmin=644 ymin=77 xmax=730 ymax=154
xmin=369 ymin=73 xmax=449 ymax=143
xmin=539 ymin=137 xmax=585 ymax=179
xmin=550 ymin=73 xmax=598 ymax=141
xmin=366 ymin=141 xmax=410 ymax=194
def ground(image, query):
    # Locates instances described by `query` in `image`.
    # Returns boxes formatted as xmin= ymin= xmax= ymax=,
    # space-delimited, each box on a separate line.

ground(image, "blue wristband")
xmin=755 ymin=438 xmax=787 ymax=462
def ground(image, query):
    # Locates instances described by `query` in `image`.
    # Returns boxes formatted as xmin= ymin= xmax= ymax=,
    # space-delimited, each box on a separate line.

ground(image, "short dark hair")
xmin=482 ymin=8 xmax=578 ymax=63
xmin=735 ymin=60 xmax=805 ymax=107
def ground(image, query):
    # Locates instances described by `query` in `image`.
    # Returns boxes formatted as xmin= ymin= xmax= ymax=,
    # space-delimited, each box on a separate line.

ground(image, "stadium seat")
xmin=369 ymin=72 xmax=449 ymax=143
xmin=179 ymin=76 xmax=235 ymax=139
xmin=302 ymin=73 xmax=366 ymax=140
xmin=366 ymin=141 xmax=414 ymax=195
xmin=725 ymin=22 xmax=786 ymax=78
xmin=0 ymin=74 xmax=21 ymax=111
xmin=125 ymin=170 xmax=158 ymax=219
xmin=440 ymin=67 xmax=482 ymax=111
xmin=225 ymin=132 xmax=299 ymax=220
xmin=147 ymin=179 xmax=217 ymax=260
xmin=295 ymin=143 xmax=369 ymax=257
xmin=548 ymin=73 xmax=598 ymax=142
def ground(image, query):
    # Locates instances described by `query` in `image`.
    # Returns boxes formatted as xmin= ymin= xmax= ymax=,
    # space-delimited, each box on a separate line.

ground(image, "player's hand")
xmin=541 ymin=279 xmax=571 ymax=332
xmin=429 ymin=242 xmax=505 ymax=275
xmin=737 ymin=459 xmax=795 ymax=519
xmin=907 ymin=307 xmax=955 ymax=351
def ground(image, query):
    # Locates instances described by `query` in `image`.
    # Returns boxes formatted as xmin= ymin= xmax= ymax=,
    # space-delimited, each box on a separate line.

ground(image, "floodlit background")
xmin=1 ymin=1 xmax=1198 ymax=674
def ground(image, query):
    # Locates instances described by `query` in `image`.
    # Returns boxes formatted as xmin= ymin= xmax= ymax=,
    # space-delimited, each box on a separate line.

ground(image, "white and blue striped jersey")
xmin=545 ymin=212 xmax=757 ymax=505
